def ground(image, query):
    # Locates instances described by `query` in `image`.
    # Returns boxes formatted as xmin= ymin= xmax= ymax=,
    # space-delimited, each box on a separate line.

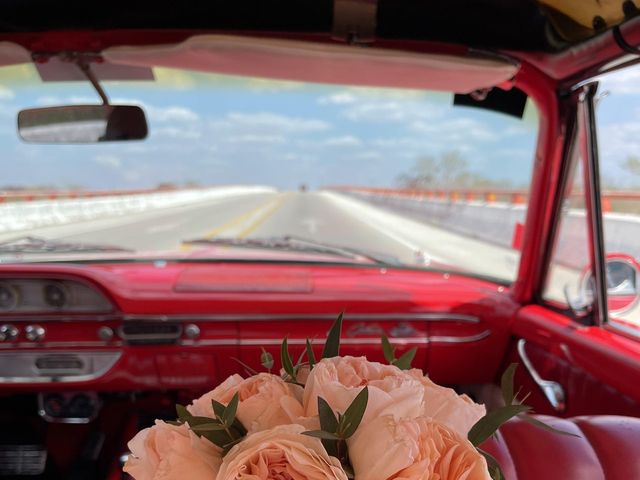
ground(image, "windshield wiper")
xmin=0 ymin=236 xmax=133 ymax=254
xmin=182 ymin=235 xmax=399 ymax=265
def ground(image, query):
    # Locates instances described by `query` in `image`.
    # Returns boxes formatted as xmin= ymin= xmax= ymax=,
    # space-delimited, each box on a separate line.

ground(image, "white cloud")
xmin=342 ymin=100 xmax=443 ymax=123
xmin=0 ymin=85 xmax=15 ymax=100
xmin=145 ymin=106 xmax=199 ymax=123
xmin=410 ymin=117 xmax=499 ymax=142
xmin=93 ymin=154 xmax=122 ymax=169
xmin=226 ymin=134 xmax=287 ymax=144
xmin=153 ymin=126 xmax=202 ymax=139
xmin=322 ymin=135 xmax=362 ymax=147
xmin=211 ymin=112 xmax=331 ymax=134
xmin=317 ymin=92 xmax=358 ymax=105
xmin=599 ymin=68 xmax=640 ymax=95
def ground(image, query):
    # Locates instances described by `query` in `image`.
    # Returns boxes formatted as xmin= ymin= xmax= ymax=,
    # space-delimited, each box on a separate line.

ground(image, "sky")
xmin=0 ymin=61 xmax=635 ymax=191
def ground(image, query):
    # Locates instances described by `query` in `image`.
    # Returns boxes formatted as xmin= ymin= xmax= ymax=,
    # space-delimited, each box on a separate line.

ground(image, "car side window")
xmin=542 ymin=119 xmax=593 ymax=315
xmin=596 ymin=64 xmax=640 ymax=335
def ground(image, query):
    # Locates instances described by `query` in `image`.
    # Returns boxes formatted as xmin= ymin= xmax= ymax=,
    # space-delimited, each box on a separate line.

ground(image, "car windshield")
xmin=0 ymin=62 xmax=538 ymax=282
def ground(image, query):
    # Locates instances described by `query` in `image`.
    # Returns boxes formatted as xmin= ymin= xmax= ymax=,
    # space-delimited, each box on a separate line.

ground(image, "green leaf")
xmin=477 ymin=447 xmax=504 ymax=480
xmin=190 ymin=423 xmax=227 ymax=432
xmin=186 ymin=416 xmax=223 ymax=426
xmin=321 ymin=312 xmax=343 ymax=359
xmin=260 ymin=348 xmax=274 ymax=371
xmin=519 ymin=414 xmax=580 ymax=438
xmin=381 ymin=335 xmax=396 ymax=364
xmin=468 ymin=404 xmax=531 ymax=446
xmin=302 ymin=430 xmax=342 ymax=440
xmin=340 ymin=386 xmax=369 ymax=438
xmin=305 ymin=339 xmax=316 ymax=368
xmin=281 ymin=337 xmax=296 ymax=380
xmin=318 ymin=396 xmax=339 ymax=434
xmin=211 ymin=399 xmax=226 ymax=420
xmin=393 ymin=347 xmax=417 ymax=370
xmin=500 ymin=363 xmax=518 ymax=405
xmin=176 ymin=404 xmax=191 ymax=420
xmin=222 ymin=392 xmax=239 ymax=426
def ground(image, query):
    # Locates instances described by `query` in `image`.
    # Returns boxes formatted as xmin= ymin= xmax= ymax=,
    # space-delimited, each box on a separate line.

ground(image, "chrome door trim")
xmin=517 ymin=339 xmax=566 ymax=412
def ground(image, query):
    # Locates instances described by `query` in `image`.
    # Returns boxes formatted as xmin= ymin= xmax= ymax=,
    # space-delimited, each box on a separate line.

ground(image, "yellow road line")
xmin=237 ymin=193 xmax=291 ymax=238
xmin=202 ymin=195 xmax=282 ymax=239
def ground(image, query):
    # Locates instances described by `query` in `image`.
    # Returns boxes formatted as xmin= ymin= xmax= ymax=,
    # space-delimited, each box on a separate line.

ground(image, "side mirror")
xmin=581 ymin=254 xmax=640 ymax=314
xmin=18 ymin=105 xmax=148 ymax=143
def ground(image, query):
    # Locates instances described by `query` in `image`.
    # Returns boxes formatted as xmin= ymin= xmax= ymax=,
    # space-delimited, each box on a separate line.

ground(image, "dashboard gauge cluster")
xmin=0 ymin=278 xmax=113 ymax=313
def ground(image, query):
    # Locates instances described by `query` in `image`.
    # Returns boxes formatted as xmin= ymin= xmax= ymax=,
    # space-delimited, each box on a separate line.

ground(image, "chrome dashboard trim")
xmin=0 ymin=351 xmax=122 ymax=383
xmin=123 ymin=313 xmax=481 ymax=323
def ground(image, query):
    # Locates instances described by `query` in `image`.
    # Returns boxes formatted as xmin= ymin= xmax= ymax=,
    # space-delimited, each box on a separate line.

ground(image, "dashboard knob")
xmin=25 ymin=324 xmax=46 ymax=342
xmin=184 ymin=324 xmax=200 ymax=339
xmin=0 ymin=324 xmax=18 ymax=342
xmin=97 ymin=326 xmax=114 ymax=341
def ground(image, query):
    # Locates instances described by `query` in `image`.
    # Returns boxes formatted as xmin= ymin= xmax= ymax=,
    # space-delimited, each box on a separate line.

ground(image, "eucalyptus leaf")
xmin=393 ymin=347 xmax=417 ymax=370
xmin=340 ymin=386 xmax=369 ymax=438
xmin=176 ymin=404 xmax=191 ymax=420
xmin=306 ymin=339 xmax=316 ymax=368
xmin=468 ymin=404 xmax=530 ymax=446
xmin=190 ymin=423 xmax=228 ymax=432
xmin=186 ymin=416 xmax=223 ymax=427
xmin=302 ymin=430 xmax=342 ymax=440
xmin=211 ymin=399 xmax=226 ymax=420
xmin=519 ymin=414 xmax=580 ymax=438
xmin=318 ymin=396 xmax=339 ymax=434
xmin=321 ymin=312 xmax=343 ymax=359
xmin=223 ymin=392 xmax=239 ymax=427
xmin=381 ymin=335 xmax=395 ymax=364
xmin=260 ymin=348 xmax=274 ymax=371
xmin=477 ymin=447 xmax=504 ymax=480
xmin=281 ymin=337 xmax=296 ymax=380
xmin=500 ymin=363 xmax=518 ymax=405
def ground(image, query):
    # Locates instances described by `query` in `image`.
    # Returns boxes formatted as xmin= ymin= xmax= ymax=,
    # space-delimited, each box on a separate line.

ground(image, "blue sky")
xmin=0 ymin=62 xmax=591 ymax=191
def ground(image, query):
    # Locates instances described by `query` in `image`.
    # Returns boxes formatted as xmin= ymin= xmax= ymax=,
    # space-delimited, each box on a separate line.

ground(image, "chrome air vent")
xmin=118 ymin=322 xmax=182 ymax=344
xmin=0 ymin=444 xmax=47 ymax=476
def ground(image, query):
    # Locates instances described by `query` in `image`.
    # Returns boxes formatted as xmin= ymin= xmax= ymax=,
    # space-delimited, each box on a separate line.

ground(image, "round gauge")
xmin=0 ymin=283 xmax=19 ymax=311
xmin=43 ymin=282 xmax=68 ymax=309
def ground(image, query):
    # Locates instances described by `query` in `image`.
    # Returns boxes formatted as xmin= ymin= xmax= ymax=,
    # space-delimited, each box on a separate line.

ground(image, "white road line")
xmin=320 ymin=191 xmax=446 ymax=264
xmin=146 ymin=221 xmax=184 ymax=233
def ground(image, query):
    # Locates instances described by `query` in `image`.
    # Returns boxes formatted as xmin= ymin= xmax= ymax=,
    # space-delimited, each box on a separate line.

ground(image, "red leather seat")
xmin=481 ymin=415 xmax=640 ymax=480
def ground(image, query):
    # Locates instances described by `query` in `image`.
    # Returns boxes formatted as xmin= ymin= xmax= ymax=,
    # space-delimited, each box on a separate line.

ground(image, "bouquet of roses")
xmin=124 ymin=314 xmax=571 ymax=480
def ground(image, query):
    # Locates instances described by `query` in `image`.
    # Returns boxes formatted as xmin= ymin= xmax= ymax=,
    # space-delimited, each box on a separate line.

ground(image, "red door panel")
xmin=506 ymin=305 xmax=640 ymax=416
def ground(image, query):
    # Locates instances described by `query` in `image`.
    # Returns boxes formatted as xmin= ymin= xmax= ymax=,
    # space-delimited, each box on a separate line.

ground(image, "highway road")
xmin=0 ymin=189 xmax=522 ymax=281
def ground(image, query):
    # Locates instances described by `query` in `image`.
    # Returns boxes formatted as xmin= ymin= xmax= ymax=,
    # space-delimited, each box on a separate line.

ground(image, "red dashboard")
xmin=0 ymin=262 xmax=516 ymax=394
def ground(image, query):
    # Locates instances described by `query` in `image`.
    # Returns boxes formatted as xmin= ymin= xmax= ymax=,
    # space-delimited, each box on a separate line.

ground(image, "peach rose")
xmin=217 ymin=424 xmax=348 ymax=480
xmin=348 ymin=415 xmax=490 ymax=480
xmin=302 ymin=356 xmax=425 ymax=425
xmin=408 ymin=370 xmax=486 ymax=436
xmin=124 ymin=420 xmax=221 ymax=480
xmin=188 ymin=373 xmax=305 ymax=432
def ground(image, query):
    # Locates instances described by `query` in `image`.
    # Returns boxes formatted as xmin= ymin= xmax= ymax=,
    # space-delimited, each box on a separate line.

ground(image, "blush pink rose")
xmin=217 ymin=424 xmax=348 ymax=480
xmin=123 ymin=420 xmax=221 ymax=480
xmin=348 ymin=415 xmax=490 ymax=480
xmin=188 ymin=372 xmax=305 ymax=432
xmin=302 ymin=356 xmax=425 ymax=425
xmin=407 ymin=369 xmax=486 ymax=436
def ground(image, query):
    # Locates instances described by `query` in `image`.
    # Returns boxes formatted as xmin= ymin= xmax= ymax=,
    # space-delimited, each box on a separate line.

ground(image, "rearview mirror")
xmin=18 ymin=105 xmax=148 ymax=143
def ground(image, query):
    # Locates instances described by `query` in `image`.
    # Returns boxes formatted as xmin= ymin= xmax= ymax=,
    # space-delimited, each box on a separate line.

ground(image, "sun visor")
xmin=0 ymin=42 xmax=32 ymax=67
xmin=103 ymin=35 xmax=519 ymax=93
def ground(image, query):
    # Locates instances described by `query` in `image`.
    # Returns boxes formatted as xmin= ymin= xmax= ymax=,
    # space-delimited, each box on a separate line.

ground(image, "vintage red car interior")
xmin=1 ymin=1 xmax=640 ymax=479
